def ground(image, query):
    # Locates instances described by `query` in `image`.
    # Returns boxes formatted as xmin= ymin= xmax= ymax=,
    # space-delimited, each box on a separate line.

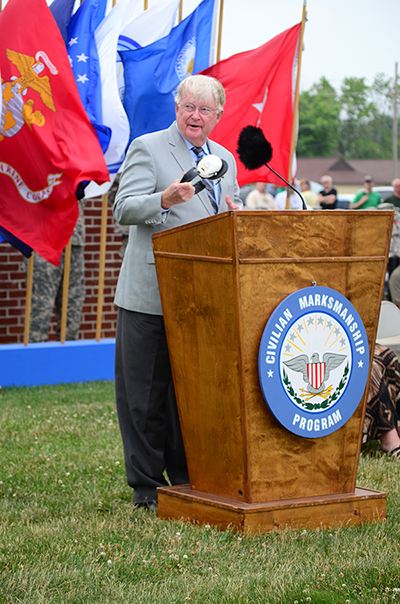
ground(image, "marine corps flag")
xmin=201 ymin=23 xmax=301 ymax=187
xmin=0 ymin=0 xmax=109 ymax=265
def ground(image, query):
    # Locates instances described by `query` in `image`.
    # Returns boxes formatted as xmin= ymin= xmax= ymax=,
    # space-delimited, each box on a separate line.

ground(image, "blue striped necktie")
xmin=192 ymin=146 xmax=218 ymax=214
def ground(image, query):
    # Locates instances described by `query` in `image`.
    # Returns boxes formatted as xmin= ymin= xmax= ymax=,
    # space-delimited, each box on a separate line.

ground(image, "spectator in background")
xmin=379 ymin=189 xmax=400 ymax=304
xmin=363 ymin=344 xmax=400 ymax=460
xmin=351 ymin=176 xmax=382 ymax=209
xmin=317 ymin=175 xmax=337 ymax=209
xmin=300 ymin=180 xmax=318 ymax=208
xmin=389 ymin=266 xmax=400 ymax=307
xmin=274 ymin=184 xmax=302 ymax=210
xmin=245 ymin=182 xmax=277 ymax=210
xmin=384 ymin=178 xmax=400 ymax=209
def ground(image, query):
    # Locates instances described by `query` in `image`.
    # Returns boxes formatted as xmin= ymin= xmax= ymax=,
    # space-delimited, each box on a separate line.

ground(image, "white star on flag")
xmin=252 ymin=87 xmax=268 ymax=127
xmin=77 ymin=53 xmax=89 ymax=63
xmin=68 ymin=37 xmax=78 ymax=46
xmin=77 ymin=73 xmax=89 ymax=84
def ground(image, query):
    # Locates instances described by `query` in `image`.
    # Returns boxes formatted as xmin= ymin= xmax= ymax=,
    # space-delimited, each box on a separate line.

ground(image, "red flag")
xmin=0 ymin=0 xmax=109 ymax=265
xmin=201 ymin=23 xmax=301 ymax=187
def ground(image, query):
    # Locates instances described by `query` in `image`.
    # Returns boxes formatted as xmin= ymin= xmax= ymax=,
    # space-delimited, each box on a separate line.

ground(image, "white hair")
xmin=176 ymin=75 xmax=225 ymax=115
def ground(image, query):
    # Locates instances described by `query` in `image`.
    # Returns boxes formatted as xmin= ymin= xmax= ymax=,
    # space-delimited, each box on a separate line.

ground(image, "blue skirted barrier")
xmin=0 ymin=339 xmax=115 ymax=387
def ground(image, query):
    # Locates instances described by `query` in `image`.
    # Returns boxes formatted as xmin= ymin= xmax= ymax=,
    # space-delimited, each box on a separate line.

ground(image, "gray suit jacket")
xmin=113 ymin=122 xmax=241 ymax=315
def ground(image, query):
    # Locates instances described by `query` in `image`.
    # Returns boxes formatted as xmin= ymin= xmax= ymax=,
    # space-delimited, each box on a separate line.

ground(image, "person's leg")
xmin=164 ymin=379 xmax=190 ymax=485
xmin=115 ymin=308 xmax=188 ymax=506
xmin=55 ymin=245 xmax=85 ymax=340
xmin=380 ymin=428 xmax=400 ymax=453
xmin=365 ymin=345 xmax=400 ymax=459
xmin=26 ymin=252 xmax=62 ymax=342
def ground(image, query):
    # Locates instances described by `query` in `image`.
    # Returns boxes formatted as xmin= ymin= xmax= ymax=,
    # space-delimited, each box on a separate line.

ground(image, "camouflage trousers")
xmin=25 ymin=247 xmax=85 ymax=342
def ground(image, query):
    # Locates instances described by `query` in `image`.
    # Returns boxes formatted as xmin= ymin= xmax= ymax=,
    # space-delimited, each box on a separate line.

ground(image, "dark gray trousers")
xmin=115 ymin=308 xmax=189 ymax=505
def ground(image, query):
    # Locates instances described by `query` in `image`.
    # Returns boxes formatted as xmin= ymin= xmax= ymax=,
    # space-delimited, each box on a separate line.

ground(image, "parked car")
xmin=336 ymin=193 xmax=354 ymax=209
xmin=373 ymin=186 xmax=394 ymax=201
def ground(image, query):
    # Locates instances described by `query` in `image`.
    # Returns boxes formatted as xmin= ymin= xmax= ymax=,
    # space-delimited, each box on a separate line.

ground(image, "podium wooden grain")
xmin=152 ymin=210 xmax=393 ymax=532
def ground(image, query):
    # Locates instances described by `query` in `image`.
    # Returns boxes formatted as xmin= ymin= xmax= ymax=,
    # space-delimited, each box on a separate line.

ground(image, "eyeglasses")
xmin=179 ymin=103 xmax=217 ymax=116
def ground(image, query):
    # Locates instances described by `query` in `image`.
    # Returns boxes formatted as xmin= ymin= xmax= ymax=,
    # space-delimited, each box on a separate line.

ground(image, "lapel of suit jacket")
xmin=167 ymin=123 xmax=214 ymax=216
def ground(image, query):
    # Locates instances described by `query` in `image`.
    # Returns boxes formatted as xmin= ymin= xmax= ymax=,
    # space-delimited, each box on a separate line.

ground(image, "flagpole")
xmin=95 ymin=0 xmax=118 ymax=342
xmin=60 ymin=239 xmax=72 ymax=344
xmin=59 ymin=2 xmax=85 ymax=346
xmin=96 ymin=192 xmax=109 ymax=342
xmin=216 ymin=0 xmax=224 ymax=62
xmin=60 ymin=0 xmax=86 ymax=344
xmin=285 ymin=0 xmax=306 ymax=209
xmin=23 ymin=254 xmax=34 ymax=346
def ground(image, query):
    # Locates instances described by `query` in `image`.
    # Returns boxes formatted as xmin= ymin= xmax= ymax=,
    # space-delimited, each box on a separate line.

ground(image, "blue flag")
xmin=120 ymin=0 xmax=217 ymax=147
xmin=0 ymin=225 xmax=32 ymax=258
xmin=49 ymin=0 xmax=76 ymax=44
xmin=66 ymin=0 xmax=111 ymax=153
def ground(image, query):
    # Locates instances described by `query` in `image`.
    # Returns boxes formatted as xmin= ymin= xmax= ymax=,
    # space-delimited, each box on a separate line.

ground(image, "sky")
xmin=2 ymin=0 xmax=399 ymax=92
xmin=181 ymin=0 xmax=400 ymax=92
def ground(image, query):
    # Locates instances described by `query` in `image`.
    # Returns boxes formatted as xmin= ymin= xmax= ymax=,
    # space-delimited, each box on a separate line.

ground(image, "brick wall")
xmin=0 ymin=197 xmax=123 ymax=345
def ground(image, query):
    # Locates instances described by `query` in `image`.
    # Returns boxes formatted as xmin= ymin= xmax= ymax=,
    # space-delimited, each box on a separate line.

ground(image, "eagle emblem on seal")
xmin=283 ymin=352 xmax=346 ymax=395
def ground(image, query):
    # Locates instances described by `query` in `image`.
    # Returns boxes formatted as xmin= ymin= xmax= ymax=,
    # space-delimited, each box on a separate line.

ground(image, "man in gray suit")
xmin=113 ymin=75 xmax=242 ymax=510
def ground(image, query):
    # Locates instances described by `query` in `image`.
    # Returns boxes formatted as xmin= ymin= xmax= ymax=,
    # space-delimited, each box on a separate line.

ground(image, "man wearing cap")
xmin=351 ymin=176 xmax=382 ymax=209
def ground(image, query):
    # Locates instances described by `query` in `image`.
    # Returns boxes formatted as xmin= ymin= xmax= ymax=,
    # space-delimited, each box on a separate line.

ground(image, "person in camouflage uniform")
xmin=26 ymin=198 xmax=86 ymax=342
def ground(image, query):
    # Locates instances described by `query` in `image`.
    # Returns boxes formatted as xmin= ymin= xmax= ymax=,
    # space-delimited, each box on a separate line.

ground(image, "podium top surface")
xmin=152 ymin=210 xmax=393 ymax=263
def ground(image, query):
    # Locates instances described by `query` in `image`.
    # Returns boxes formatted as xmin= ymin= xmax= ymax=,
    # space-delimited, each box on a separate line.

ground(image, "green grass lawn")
xmin=1 ymin=381 xmax=400 ymax=604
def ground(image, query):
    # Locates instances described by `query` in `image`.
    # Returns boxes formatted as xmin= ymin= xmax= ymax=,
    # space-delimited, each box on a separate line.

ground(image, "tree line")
xmin=297 ymin=74 xmax=398 ymax=158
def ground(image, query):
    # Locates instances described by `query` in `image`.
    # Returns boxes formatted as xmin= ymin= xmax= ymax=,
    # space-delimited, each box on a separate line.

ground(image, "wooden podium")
xmin=152 ymin=210 xmax=393 ymax=532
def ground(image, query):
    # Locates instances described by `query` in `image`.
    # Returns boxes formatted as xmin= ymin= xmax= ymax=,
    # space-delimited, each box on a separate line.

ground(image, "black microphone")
xmin=236 ymin=125 xmax=307 ymax=210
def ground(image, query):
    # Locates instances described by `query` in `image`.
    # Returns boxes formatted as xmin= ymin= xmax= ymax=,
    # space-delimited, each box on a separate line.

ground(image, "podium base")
xmin=157 ymin=485 xmax=387 ymax=533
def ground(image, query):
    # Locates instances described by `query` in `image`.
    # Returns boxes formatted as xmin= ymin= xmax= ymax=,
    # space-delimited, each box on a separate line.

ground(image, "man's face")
xmin=175 ymin=94 xmax=222 ymax=147
xmin=394 ymin=180 xmax=400 ymax=197
xmin=365 ymin=179 xmax=373 ymax=192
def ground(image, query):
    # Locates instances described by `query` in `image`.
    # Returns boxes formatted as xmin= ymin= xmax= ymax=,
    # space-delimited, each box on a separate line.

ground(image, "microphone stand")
xmin=264 ymin=163 xmax=307 ymax=210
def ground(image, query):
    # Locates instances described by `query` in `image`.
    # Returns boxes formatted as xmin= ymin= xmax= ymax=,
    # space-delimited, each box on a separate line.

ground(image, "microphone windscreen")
xmin=236 ymin=125 xmax=273 ymax=170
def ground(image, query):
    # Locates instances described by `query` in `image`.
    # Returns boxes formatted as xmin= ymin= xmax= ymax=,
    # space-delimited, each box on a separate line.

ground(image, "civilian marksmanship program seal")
xmin=258 ymin=286 xmax=370 ymax=438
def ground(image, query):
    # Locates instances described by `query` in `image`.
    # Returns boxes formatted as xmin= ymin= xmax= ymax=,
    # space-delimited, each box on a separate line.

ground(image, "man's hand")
xmin=161 ymin=179 xmax=195 ymax=209
xmin=352 ymin=193 xmax=369 ymax=209
xmin=226 ymin=195 xmax=243 ymax=211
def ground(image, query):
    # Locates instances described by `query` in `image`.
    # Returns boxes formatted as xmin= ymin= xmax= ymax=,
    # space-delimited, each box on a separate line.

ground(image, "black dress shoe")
xmin=134 ymin=501 xmax=158 ymax=513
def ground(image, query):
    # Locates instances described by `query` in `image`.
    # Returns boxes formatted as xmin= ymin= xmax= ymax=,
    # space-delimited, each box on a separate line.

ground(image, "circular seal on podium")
xmin=258 ymin=286 xmax=370 ymax=438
